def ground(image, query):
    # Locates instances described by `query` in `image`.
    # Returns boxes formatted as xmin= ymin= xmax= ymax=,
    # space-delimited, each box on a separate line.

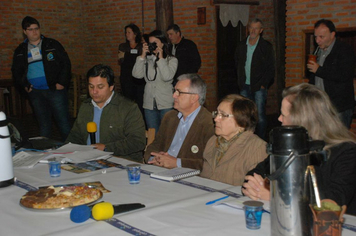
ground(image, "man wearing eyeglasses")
xmin=12 ymin=16 xmax=72 ymax=141
xmin=144 ymin=73 xmax=214 ymax=170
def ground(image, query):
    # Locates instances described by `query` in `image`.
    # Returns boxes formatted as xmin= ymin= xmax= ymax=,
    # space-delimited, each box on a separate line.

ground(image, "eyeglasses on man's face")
xmin=26 ymin=27 xmax=40 ymax=32
xmin=212 ymin=111 xmax=234 ymax=119
xmin=172 ymin=88 xmax=197 ymax=96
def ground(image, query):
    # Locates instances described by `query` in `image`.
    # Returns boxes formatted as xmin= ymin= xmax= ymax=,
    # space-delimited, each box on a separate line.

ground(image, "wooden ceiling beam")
xmin=213 ymin=0 xmax=259 ymax=5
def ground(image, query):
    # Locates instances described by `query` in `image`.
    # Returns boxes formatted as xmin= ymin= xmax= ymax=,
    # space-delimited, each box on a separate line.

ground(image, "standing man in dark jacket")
xmin=235 ymin=18 xmax=275 ymax=140
xmin=11 ymin=16 xmax=72 ymax=141
xmin=167 ymin=24 xmax=201 ymax=85
xmin=307 ymin=19 xmax=355 ymax=129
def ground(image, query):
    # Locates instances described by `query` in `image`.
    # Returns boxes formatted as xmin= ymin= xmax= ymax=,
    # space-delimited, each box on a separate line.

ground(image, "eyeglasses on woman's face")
xmin=212 ymin=111 xmax=234 ymax=119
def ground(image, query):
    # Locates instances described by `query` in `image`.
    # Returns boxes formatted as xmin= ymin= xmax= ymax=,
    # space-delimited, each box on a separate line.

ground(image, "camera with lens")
xmin=147 ymin=42 xmax=157 ymax=55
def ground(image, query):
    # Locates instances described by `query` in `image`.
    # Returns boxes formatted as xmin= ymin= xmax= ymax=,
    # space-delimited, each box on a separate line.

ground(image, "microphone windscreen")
xmin=87 ymin=122 xmax=97 ymax=133
xmin=70 ymin=205 xmax=91 ymax=223
xmin=92 ymin=202 xmax=114 ymax=221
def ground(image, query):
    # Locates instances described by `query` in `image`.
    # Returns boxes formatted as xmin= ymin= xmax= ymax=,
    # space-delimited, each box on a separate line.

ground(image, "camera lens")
xmin=148 ymin=42 xmax=157 ymax=54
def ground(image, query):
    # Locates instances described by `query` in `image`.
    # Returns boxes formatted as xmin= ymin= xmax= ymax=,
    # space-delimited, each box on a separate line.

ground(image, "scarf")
xmin=214 ymin=131 xmax=244 ymax=166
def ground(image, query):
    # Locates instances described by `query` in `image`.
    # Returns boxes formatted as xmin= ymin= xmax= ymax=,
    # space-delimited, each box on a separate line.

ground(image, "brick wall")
xmin=1 ymin=0 xmax=276 ymax=114
xmin=79 ymin=0 xmax=275 ymax=111
xmin=81 ymin=0 xmax=220 ymax=110
xmin=2 ymin=0 xmax=355 ymax=132
xmin=285 ymin=0 xmax=356 ymax=133
xmin=0 ymin=1 xmax=85 ymax=78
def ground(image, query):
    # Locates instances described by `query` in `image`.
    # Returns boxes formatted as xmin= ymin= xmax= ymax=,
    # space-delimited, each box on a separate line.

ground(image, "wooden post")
xmin=273 ymin=0 xmax=286 ymax=108
xmin=155 ymin=0 xmax=173 ymax=32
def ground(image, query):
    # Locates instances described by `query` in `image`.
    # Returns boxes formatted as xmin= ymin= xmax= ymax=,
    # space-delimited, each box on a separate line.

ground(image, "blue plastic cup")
xmin=49 ymin=161 xmax=61 ymax=177
xmin=126 ymin=164 xmax=141 ymax=184
xmin=243 ymin=201 xmax=264 ymax=230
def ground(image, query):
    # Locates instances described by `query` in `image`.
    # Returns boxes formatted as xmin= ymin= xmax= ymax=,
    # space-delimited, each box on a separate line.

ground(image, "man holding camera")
xmin=167 ymin=24 xmax=201 ymax=85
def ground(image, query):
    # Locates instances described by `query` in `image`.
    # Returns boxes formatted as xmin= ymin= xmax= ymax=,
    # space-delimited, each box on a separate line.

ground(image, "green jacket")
xmin=66 ymin=92 xmax=146 ymax=162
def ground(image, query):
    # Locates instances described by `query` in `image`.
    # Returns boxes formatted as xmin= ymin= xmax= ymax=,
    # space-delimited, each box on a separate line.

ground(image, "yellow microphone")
xmin=87 ymin=122 xmax=97 ymax=144
xmin=92 ymin=202 xmax=145 ymax=221
xmin=92 ymin=202 xmax=113 ymax=220
xmin=70 ymin=202 xmax=145 ymax=223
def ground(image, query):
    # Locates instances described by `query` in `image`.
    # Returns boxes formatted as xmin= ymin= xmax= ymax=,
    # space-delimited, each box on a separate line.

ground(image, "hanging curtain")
xmin=219 ymin=4 xmax=250 ymax=27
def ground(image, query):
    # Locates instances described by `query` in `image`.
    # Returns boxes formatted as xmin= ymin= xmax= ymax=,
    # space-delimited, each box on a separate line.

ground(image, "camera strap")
xmin=145 ymin=59 xmax=158 ymax=81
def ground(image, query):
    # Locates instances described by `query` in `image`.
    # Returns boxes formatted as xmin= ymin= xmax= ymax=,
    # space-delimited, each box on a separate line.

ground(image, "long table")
xmin=1 ymin=157 xmax=356 ymax=235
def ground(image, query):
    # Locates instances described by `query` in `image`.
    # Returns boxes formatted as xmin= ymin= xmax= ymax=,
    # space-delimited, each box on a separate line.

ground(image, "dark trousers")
xmin=240 ymin=84 xmax=267 ymax=140
xmin=28 ymin=88 xmax=71 ymax=141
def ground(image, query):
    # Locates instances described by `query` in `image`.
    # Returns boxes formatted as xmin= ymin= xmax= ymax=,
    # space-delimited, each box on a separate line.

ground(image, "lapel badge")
xmin=191 ymin=145 xmax=199 ymax=153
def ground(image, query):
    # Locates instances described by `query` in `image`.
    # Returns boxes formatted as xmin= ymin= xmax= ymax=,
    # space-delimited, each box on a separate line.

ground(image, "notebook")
xmin=150 ymin=167 xmax=200 ymax=182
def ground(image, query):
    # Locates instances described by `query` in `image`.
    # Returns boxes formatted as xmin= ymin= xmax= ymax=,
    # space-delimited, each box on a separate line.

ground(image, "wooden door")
xmin=216 ymin=7 xmax=246 ymax=100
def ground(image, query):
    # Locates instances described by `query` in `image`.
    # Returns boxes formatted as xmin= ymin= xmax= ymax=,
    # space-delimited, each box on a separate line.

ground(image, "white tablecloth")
xmin=1 ymin=157 xmax=355 ymax=236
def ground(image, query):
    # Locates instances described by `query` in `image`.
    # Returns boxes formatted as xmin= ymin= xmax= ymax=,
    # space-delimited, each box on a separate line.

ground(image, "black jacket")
xmin=235 ymin=36 xmax=275 ymax=92
xmin=246 ymin=142 xmax=356 ymax=215
xmin=309 ymin=38 xmax=355 ymax=112
xmin=11 ymin=35 xmax=71 ymax=91
xmin=169 ymin=37 xmax=201 ymax=84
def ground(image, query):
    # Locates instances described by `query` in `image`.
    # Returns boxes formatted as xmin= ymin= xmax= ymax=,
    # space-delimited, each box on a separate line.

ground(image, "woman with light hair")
xmin=242 ymin=83 xmax=356 ymax=215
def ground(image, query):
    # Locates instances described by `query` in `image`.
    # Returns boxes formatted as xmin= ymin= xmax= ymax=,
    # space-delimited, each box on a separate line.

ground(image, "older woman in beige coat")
xmin=200 ymin=94 xmax=268 ymax=186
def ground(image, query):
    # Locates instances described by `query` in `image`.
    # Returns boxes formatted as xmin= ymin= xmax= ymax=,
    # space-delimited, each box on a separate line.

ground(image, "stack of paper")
xmin=47 ymin=143 xmax=113 ymax=163
xmin=13 ymin=143 xmax=113 ymax=168
xmin=13 ymin=151 xmax=48 ymax=168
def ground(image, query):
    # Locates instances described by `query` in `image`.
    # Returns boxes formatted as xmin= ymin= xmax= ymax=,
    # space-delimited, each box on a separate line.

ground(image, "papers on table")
xmin=13 ymin=143 xmax=114 ymax=168
xmin=50 ymin=149 xmax=113 ymax=164
xmin=51 ymin=143 xmax=95 ymax=153
xmin=13 ymin=151 xmax=48 ymax=168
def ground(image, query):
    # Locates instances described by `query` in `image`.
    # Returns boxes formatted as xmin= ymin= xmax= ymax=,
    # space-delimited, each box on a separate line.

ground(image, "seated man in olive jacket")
xmin=145 ymin=73 xmax=214 ymax=171
xmin=66 ymin=64 xmax=146 ymax=162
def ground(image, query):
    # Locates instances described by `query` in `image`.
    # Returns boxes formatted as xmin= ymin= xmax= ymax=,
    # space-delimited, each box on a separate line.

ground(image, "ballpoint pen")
xmin=205 ymin=195 xmax=229 ymax=205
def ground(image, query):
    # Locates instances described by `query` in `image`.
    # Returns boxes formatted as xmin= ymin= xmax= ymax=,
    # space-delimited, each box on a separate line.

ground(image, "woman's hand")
xmin=242 ymin=173 xmax=270 ymax=201
xmin=141 ymin=43 xmax=148 ymax=58
xmin=155 ymin=46 xmax=163 ymax=59
xmin=118 ymin=50 xmax=125 ymax=60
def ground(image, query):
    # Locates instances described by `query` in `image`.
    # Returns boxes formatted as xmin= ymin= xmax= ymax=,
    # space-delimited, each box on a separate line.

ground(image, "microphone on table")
xmin=87 ymin=122 xmax=97 ymax=144
xmin=70 ymin=202 xmax=145 ymax=223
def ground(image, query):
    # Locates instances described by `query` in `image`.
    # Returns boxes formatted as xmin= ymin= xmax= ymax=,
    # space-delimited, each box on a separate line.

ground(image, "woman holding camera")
xmin=132 ymin=30 xmax=177 ymax=133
